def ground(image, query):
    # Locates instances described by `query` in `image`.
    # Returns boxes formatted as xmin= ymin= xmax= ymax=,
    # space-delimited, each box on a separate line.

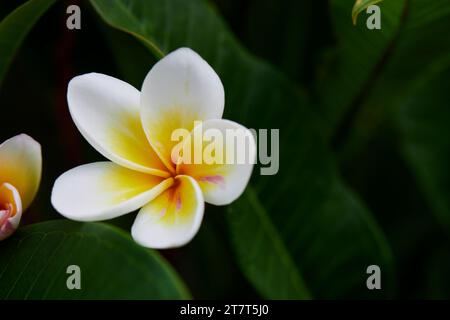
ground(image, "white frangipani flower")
xmin=51 ymin=48 xmax=255 ymax=249
xmin=0 ymin=134 xmax=42 ymax=240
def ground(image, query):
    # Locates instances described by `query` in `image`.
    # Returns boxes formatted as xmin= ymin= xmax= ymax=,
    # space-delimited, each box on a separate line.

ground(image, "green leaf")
xmin=90 ymin=0 xmax=394 ymax=298
xmin=227 ymin=187 xmax=311 ymax=299
xmin=395 ymin=67 xmax=450 ymax=231
xmin=426 ymin=249 xmax=450 ymax=298
xmin=0 ymin=0 xmax=56 ymax=86
xmin=229 ymin=182 xmax=394 ymax=299
xmin=352 ymin=0 xmax=383 ymax=25
xmin=96 ymin=22 xmax=157 ymax=89
xmin=233 ymin=0 xmax=323 ymax=85
xmin=346 ymin=0 xmax=450 ymax=155
xmin=318 ymin=0 xmax=450 ymax=152
xmin=0 ymin=220 xmax=190 ymax=299
xmin=316 ymin=0 xmax=406 ymax=140
xmin=320 ymin=0 xmax=450 ymax=229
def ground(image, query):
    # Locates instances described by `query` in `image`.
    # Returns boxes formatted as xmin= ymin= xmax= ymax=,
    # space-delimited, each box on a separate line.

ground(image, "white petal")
xmin=0 ymin=134 xmax=42 ymax=210
xmin=140 ymin=48 xmax=225 ymax=172
xmin=177 ymin=119 xmax=256 ymax=205
xmin=51 ymin=162 xmax=174 ymax=221
xmin=67 ymin=73 xmax=169 ymax=177
xmin=0 ymin=183 xmax=23 ymax=241
xmin=132 ymin=175 xmax=204 ymax=249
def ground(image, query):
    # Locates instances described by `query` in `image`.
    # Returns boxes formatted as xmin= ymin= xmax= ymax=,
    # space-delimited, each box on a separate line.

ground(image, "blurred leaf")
xmin=318 ymin=0 xmax=450 ymax=151
xmin=228 ymin=188 xmax=311 ymax=298
xmin=230 ymin=0 xmax=331 ymax=85
xmin=229 ymin=182 xmax=394 ymax=299
xmin=395 ymin=68 xmax=450 ymax=231
xmin=325 ymin=0 xmax=450 ymax=230
xmin=316 ymin=0 xmax=405 ymax=139
xmin=167 ymin=210 xmax=258 ymax=299
xmin=352 ymin=0 xmax=383 ymax=25
xmin=96 ymin=22 xmax=157 ymax=89
xmin=90 ymin=0 xmax=394 ymax=298
xmin=342 ymin=1 xmax=450 ymax=162
xmin=0 ymin=220 xmax=190 ymax=299
xmin=426 ymin=249 xmax=450 ymax=299
xmin=0 ymin=0 xmax=56 ymax=86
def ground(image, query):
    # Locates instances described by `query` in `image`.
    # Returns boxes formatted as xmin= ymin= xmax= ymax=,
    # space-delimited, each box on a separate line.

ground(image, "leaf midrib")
xmin=245 ymin=187 xmax=312 ymax=299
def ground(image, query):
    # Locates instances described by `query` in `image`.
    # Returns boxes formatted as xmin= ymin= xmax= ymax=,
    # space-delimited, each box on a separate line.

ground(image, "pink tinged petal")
xmin=158 ymin=208 xmax=167 ymax=218
xmin=199 ymin=175 xmax=226 ymax=189
xmin=0 ymin=183 xmax=23 ymax=241
xmin=0 ymin=207 xmax=11 ymax=226
xmin=0 ymin=220 xmax=15 ymax=240
xmin=177 ymin=119 xmax=256 ymax=205
xmin=176 ymin=193 xmax=182 ymax=210
xmin=131 ymin=175 xmax=204 ymax=249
